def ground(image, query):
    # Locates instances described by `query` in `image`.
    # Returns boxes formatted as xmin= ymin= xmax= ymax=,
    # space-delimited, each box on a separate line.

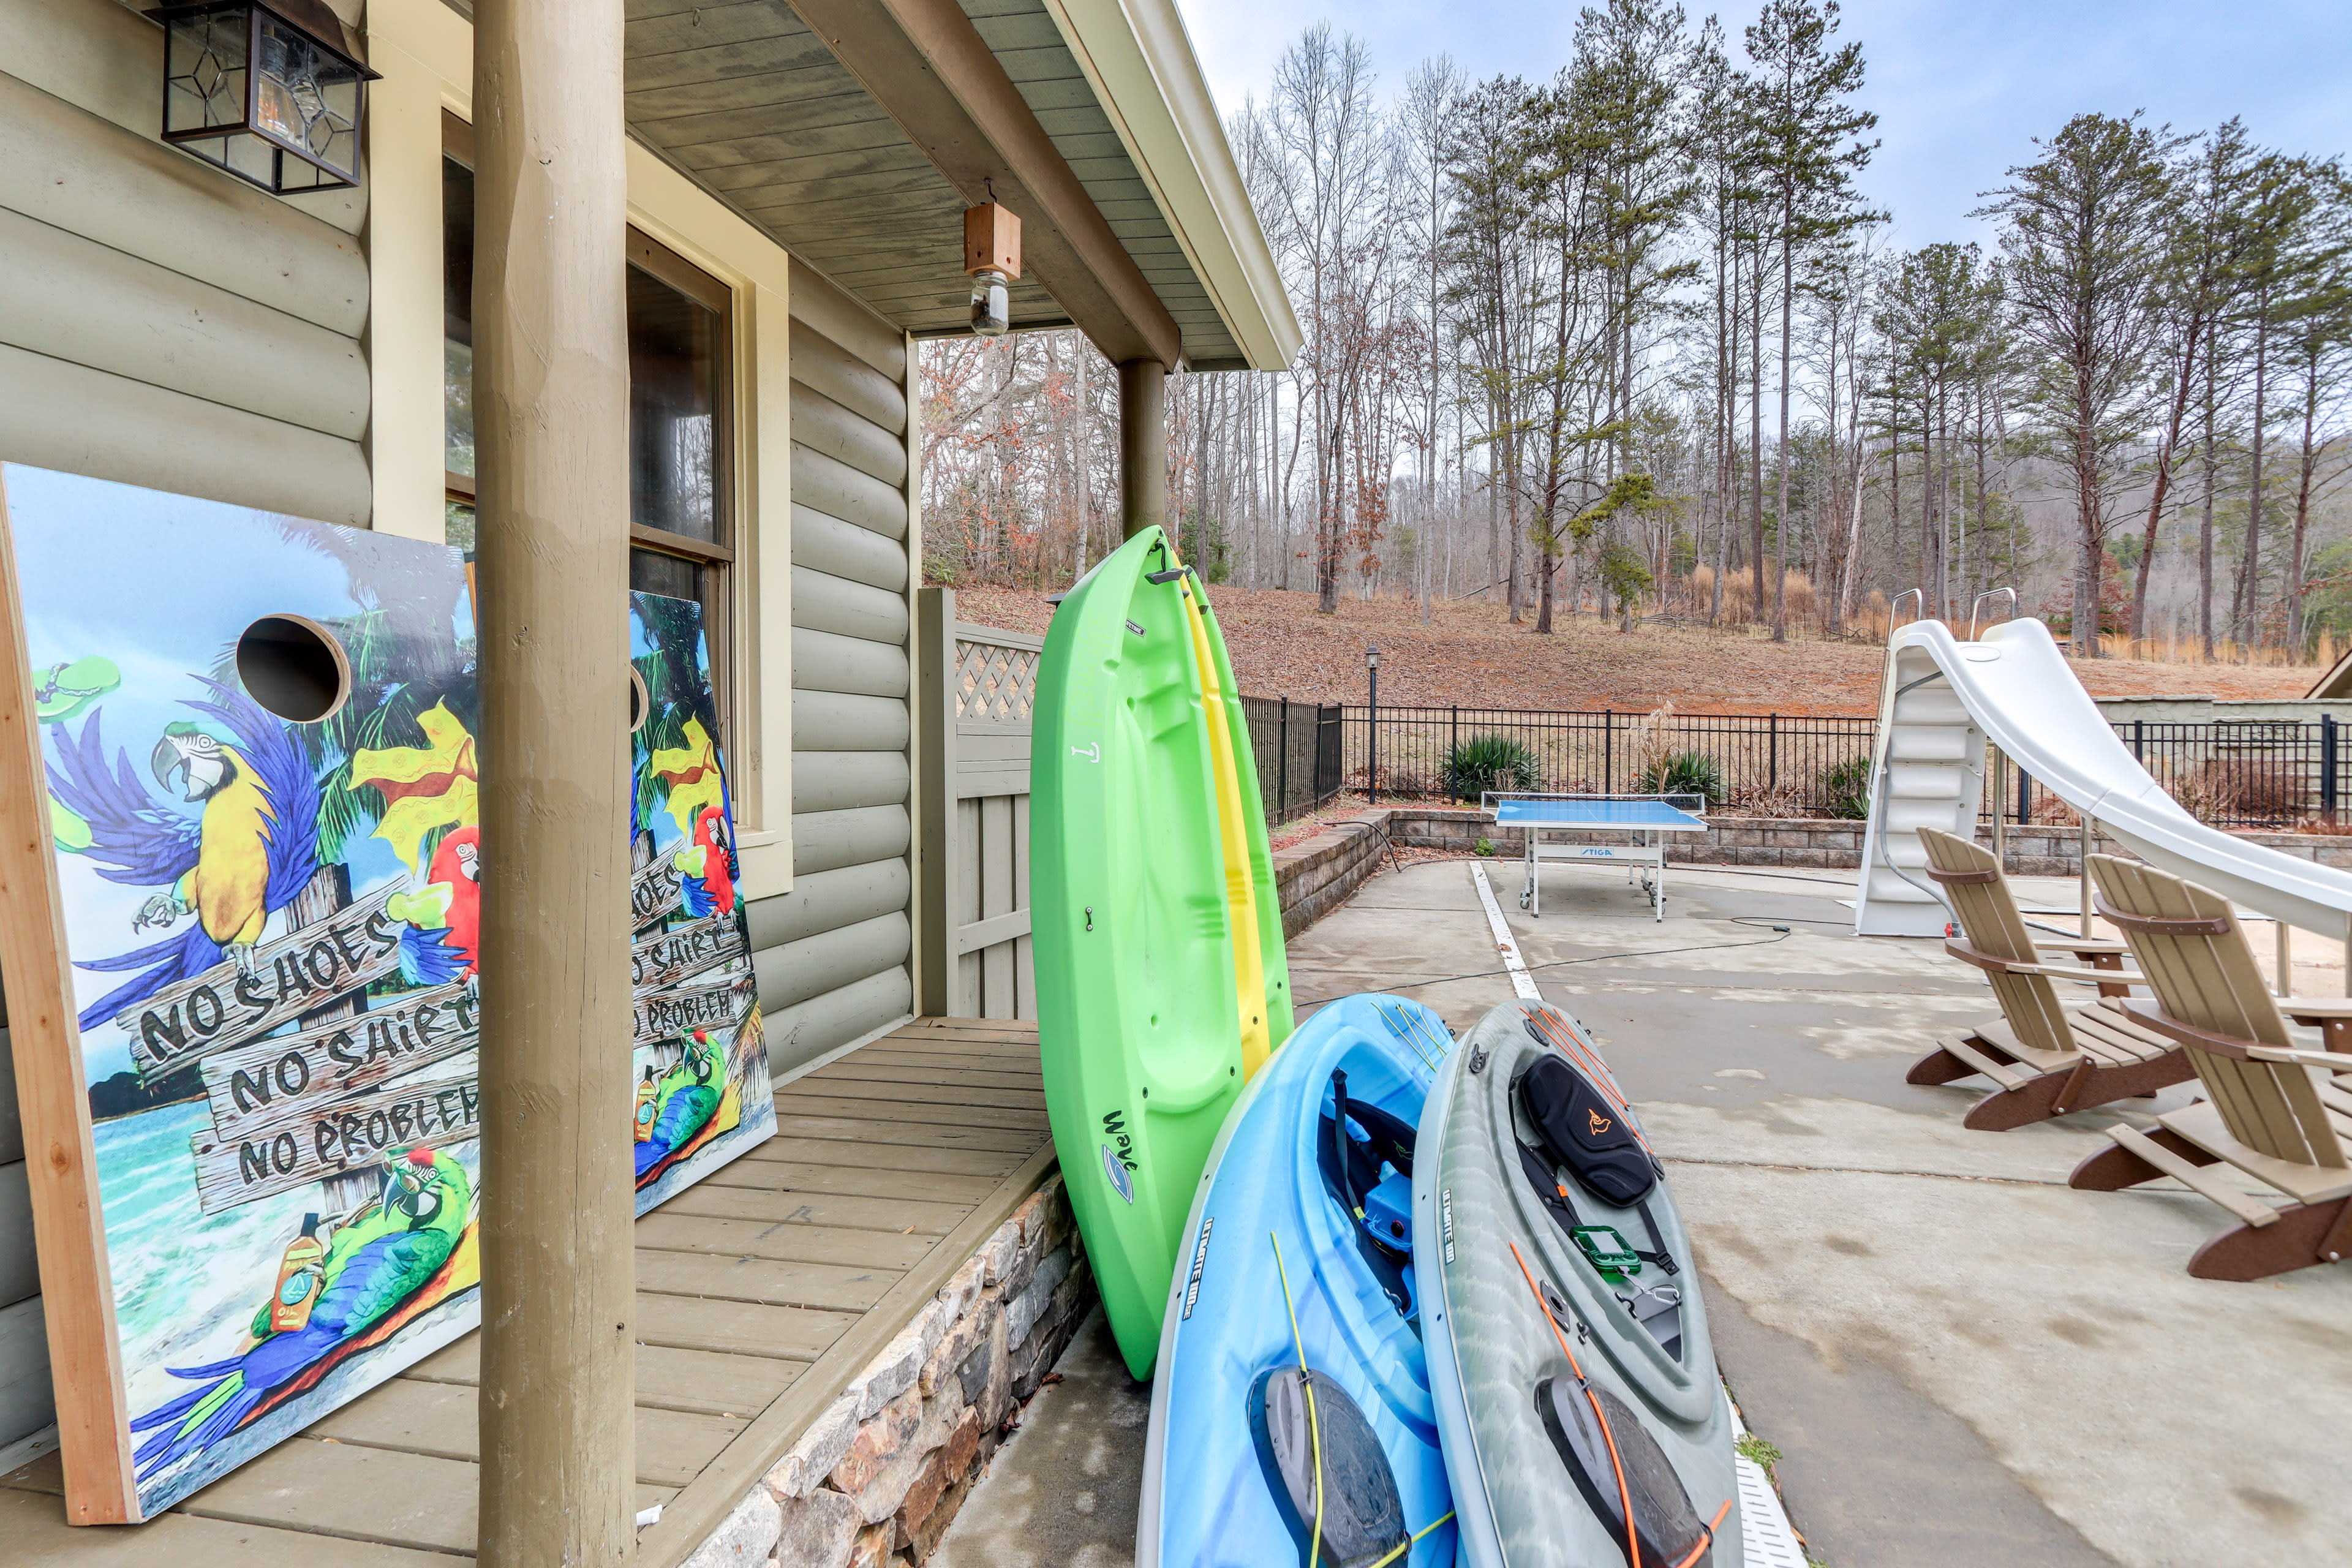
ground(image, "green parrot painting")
xmin=635 ymin=1028 xmax=725 ymax=1186
xmin=128 ymin=1148 xmax=473 ymax=1481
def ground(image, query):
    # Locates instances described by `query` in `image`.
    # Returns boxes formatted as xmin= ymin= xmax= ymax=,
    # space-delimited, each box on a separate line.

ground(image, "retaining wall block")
xmin=977 ymin=1309 xmax=1015 ymax=1429
xmin=922 ymin=1283 xmax=1002 ymax=1398
xmin=850 ymin=1321 xmax=929 ymax=1420
xmin=846 ymin=1521 xmax=895 ymax=1568
xmin=936 ymin=1253 xmax=988 ymax=1325
xmin=851 ymin=1390 xmax=962 ymax=1525
xmin=994 ymin=1236 xmax=1039 ymax=1306
xmin=767 ymin=1398 xmax=861 ymax=1500
xmin=772 ymin=1485 xmax=864 ymax=1568
xmin=892 ymin=1407 xmax=982 ymax=1550
xmin=829 ymin=1386 xmax=924 ymax=1494
xmin=1006 ymin=1242 xmax=1074 ymax=1349
xmin=679 ymin=1486 xmax=782 ymax=1568
xmin=900 ymin=1470 xmax=976 ymax=1564
xmin=976 ymin=1221 xmax=1022 ymax=1288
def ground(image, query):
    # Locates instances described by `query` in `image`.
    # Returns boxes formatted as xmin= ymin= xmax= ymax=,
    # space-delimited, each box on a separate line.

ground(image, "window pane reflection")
xmin=443 ymin=155 xmax=475 ymax=480
xmin=628 ymin=266 xmax=720 ymax=543
xmin=630 ymin=546 xmax=701 ymax=603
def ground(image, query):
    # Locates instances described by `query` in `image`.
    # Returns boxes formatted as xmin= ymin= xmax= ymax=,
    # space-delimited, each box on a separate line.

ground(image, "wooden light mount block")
xmin=965 ymin=202 xmax=1022 ymax=279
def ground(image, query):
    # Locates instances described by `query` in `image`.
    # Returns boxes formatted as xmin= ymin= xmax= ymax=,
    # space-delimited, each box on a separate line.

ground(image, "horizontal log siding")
xmin=751 ymin=289 xmax=915 ymax=1077
xmin=0 ymin=25 xmax=372 ymax=523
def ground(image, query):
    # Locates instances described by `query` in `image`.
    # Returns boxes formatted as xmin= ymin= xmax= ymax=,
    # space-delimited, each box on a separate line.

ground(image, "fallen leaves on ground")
xmin=947 ymin=583 xmax=2316 ymax=717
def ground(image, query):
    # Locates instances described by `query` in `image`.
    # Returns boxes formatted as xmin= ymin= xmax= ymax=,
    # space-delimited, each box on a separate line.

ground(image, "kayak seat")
xmin=1251 ymin=1365 xmax=1409 ymax=1567
xmin=1520 ymin=1054 xmax=1656 ymax=1207
xmin=1535 ymin=1374 xmax=1717 ymax=1568
xmin=1321 ymin=1069 xmax=1420 ymax=1316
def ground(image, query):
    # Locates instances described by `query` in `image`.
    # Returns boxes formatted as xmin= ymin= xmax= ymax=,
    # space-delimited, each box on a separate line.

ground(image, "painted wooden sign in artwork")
xmin=624 ymin=590 xmax=774 ymax=1213
xmin=0 ymin=464 xmax=484 ymax=1521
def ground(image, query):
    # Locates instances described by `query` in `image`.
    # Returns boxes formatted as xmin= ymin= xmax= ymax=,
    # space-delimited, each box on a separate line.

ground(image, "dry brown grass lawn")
xmin=949 ymin=584 xmax=2316 ymax=717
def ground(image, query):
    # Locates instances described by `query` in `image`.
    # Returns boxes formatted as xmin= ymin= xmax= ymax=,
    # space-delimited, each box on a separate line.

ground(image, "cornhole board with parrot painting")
xmin=0 ymin=464 xmax=486 ymax=1523
xmin=625 ymin=590 xmax=774 ymax=1213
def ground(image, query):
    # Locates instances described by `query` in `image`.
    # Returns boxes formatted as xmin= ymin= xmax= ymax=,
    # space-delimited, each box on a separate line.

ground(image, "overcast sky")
xmin=1172 ymin=0 xmax=2352 ymax=250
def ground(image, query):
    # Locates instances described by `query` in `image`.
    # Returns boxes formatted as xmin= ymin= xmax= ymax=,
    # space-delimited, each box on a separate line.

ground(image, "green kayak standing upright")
xmin=1035 ymin=527 xmax=1283 ymax=1378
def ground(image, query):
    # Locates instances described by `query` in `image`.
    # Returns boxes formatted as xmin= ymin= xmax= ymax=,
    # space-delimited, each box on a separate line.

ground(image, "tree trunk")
xmin=2130 ymin=322 xmax=2200 ymax=643
xmin=2241 ymin=301 xmax=2269 ymax=649
xmin=2199 ymin=337 xmax=2217 ymax=655
xmin=1771 ymin=233 xmax=1793 ymax=641
xmin=1748 ymin=236 xmax=1766 ymax=624
xmin=2290 ymin=344 xmax=2320 ymax=652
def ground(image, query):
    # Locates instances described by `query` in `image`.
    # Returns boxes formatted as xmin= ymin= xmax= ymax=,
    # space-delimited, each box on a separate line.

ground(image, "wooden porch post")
xmin=472 ymin=1 xmax=637 ymax=1564
xmin=1120 ymin=357 xmax=1166 ymax=542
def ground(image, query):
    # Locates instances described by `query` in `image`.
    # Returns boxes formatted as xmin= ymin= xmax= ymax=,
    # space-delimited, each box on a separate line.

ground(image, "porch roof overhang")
xmin=618 ymin=0 xmax=1300 ymax=372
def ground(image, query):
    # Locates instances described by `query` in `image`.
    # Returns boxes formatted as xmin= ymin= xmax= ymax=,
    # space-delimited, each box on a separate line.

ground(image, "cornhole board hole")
xmin=625 ymin=590 xmax=774 ymax=1213
xmin=0 ymin=464 xmax=487 ymax=1522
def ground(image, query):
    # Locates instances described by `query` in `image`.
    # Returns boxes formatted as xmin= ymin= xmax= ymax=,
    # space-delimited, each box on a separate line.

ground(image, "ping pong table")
xmin=1485 ymin=793 xmax=1711 ymax=921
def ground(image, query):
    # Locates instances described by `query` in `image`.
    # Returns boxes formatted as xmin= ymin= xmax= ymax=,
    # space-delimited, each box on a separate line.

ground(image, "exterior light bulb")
xmin=970 ymin=268 xmax=1010 ymax=337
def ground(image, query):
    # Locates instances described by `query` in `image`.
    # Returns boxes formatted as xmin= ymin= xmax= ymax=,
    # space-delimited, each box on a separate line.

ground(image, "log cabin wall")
xmin=745 ymin=262 xmax=922 ymax=1077
xmin=0 ymin=0 xmax=373 ymax=527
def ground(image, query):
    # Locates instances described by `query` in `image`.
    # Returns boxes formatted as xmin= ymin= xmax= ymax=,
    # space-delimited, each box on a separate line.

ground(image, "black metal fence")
xmin=1296 ymin=704 xmax=2352 ymax=831
xmin=1343 ymin=706 xmax=1882 ymax=818
xmin=1240 ymin=695 xmax=1345 ymax=823
xmin=2006 ymin=716 xmax=2348 ymax=829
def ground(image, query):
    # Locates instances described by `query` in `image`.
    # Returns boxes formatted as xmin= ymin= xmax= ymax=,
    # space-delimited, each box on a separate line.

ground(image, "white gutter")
xmin=1038 ymin=0 xmax=1302 ymax=371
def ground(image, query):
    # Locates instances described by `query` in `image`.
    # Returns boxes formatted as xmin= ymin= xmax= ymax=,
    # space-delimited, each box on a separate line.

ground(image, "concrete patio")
xmin=941 ymin=853 xmax=2352 ymax=1568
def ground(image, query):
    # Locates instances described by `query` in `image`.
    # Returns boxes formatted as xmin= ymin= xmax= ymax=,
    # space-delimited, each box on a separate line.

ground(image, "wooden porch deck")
xmin=7 ymin=1019 xmax=1052 ymax=1567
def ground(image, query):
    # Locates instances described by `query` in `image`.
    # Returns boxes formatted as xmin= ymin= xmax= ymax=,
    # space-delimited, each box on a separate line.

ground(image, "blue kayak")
xmin=1137 ymin=993 xmax=1461 ymax=1568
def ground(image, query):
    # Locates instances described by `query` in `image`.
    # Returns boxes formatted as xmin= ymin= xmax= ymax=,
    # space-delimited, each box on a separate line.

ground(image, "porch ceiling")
xmin=623 ymin=0 xmax=1251 ymax=368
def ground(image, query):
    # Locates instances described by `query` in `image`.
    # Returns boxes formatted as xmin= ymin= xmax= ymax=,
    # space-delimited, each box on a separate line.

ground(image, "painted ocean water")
xmin=93 ymin=1100 xmax=483 ymax=1438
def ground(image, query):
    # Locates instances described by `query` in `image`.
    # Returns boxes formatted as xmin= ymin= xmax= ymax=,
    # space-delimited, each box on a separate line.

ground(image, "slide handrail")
xmin=1968 ymin=588 xmax=2017 ymax=641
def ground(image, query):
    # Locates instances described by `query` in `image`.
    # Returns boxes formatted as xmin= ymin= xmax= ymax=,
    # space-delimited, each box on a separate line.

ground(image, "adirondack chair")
xmin=2070 ymin=854 xmax=2352 ymax=1281
xmin=1904 ymin=827 xmax=2190 ymax=1131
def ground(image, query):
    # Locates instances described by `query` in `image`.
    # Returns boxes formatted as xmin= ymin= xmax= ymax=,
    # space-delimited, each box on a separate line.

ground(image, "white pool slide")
xmin=1852 ymin=616 xmax=2352 ymax=941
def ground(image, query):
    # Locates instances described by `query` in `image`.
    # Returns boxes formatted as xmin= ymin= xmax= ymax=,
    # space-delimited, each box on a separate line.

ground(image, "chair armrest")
xmin=2012 ymin=962 xmax=2146 ymax=986
xmin=2282 ymin=999 xmax=2352 ymax=1019
xmin=2037 ymin=940 xmax=2132 ymax=959
xmin=2247 ymin=1045 xmax=2352 ymax=1071
xmin=1945 ymin=938 xmax=2141 ymax=987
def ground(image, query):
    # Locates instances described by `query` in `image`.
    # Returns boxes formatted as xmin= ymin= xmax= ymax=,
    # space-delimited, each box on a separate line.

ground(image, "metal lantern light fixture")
xmin=965 ymin=200 xmax=1021 ymax=338
xmin=149 ymin=0 xmax=378 ymax=194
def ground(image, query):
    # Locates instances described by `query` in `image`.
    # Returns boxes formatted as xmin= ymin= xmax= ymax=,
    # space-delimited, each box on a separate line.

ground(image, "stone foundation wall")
xmin=1270 ymin=806 xmax=2352 ymax=931
xmin=682 ymin=1177 xmax=1093 ymax=1568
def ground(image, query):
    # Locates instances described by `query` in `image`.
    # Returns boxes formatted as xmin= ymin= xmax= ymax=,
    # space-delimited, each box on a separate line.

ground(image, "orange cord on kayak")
xmin=1671 ymin=1501 xmax=1735 ymax=1568
xmin=1511 ymin=1243 xmax=1733 ymax=1568
xmin=1511 ymin=1241 xmax=1640 ymax=1568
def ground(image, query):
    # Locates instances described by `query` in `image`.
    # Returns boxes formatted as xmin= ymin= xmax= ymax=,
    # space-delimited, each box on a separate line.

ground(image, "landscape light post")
xmin=1366 ymin=645 xmax=1381 ymax=805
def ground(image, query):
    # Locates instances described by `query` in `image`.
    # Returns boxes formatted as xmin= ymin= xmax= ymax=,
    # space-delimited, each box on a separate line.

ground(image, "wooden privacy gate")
xmin=917 ymin=589 xmax=1038 ymax=1020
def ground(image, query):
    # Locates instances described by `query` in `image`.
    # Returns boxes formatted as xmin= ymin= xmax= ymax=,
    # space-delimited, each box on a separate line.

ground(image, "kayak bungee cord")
xmin=1363 ymin=1509 xmax=1458 ymax=1568
xmin=1272 ymin=1226 xmax=1453 ymax=1568
xmin=1509 ymin=1242 xmax=1733 ymax=1568
xmin=1270 ymin=1231 xmax=1328 ymax=1568
xmin=1509 ymin=1240 xmax=1640 ymax=1568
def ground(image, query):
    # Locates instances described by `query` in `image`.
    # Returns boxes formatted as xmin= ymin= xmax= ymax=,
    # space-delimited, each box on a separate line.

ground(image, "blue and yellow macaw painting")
xmin=3 ymin=465 xmax=484 ymax=1521
xmin=627 ymin=592 xmax=775 ymax=1213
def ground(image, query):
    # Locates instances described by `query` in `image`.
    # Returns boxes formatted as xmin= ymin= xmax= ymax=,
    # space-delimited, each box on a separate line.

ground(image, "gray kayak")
xmin=1412 ymin=998 xmax=1741 ymax=1568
